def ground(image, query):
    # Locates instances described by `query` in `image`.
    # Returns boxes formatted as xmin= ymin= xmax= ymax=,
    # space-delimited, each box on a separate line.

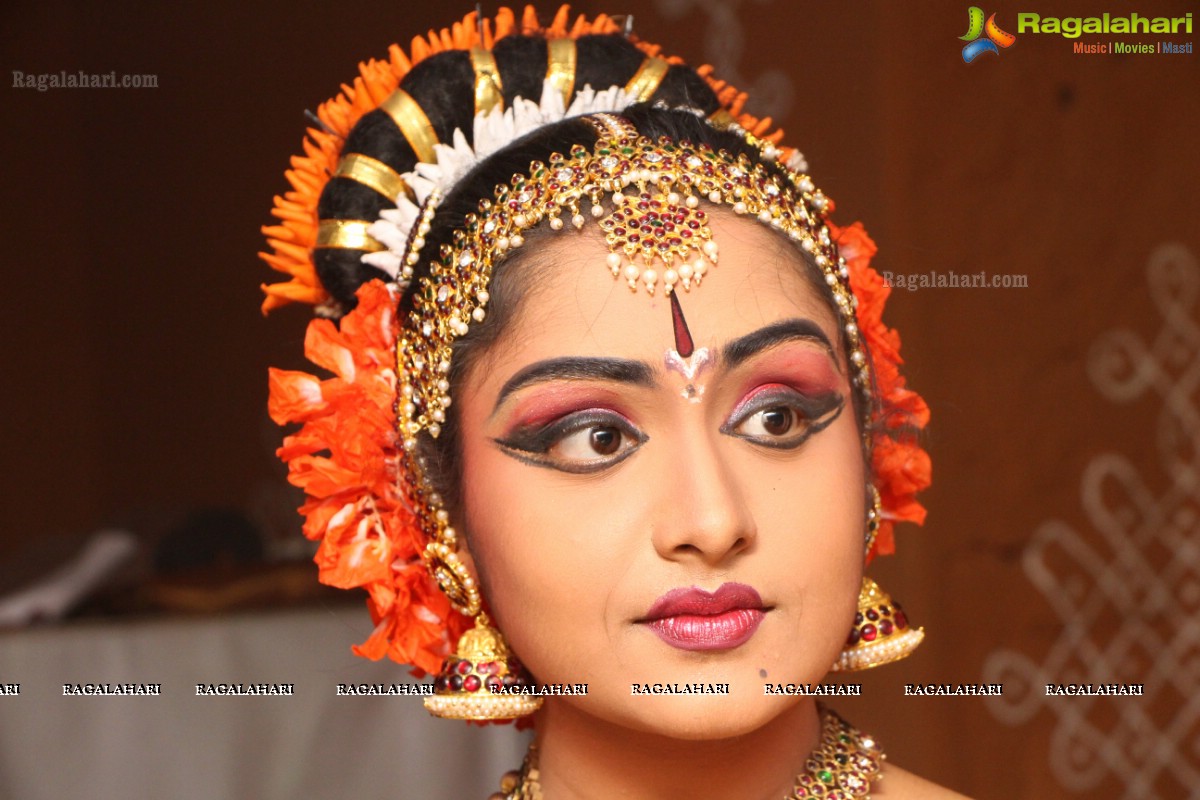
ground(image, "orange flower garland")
xmin=264 ymin=6 xmax=931 ymax=672
xmin=831 ymin=221 xmax=932 ymax=558
xmin=269 ymin=282 xmax=469 ymax=674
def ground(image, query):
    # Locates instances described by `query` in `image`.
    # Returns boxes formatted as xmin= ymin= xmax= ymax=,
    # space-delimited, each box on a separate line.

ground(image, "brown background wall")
xmin=3 ymin=0 xmax=1197 ymax=797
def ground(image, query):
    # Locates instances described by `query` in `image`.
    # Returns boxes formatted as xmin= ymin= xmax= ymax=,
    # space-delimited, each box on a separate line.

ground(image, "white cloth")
xmin=0 ymin=605 xmax=528 ymax=799
xmin=0 ymin=530 xmax=137 ymax=627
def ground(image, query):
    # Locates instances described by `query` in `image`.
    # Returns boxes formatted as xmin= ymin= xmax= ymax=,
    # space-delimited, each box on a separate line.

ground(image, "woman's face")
xmin=455 ymin=212 xmax=865 ymax=739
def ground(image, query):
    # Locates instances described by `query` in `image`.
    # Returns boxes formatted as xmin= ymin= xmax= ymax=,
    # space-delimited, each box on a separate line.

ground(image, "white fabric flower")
xmin=366 ymin=79 xmax=645 ymax=280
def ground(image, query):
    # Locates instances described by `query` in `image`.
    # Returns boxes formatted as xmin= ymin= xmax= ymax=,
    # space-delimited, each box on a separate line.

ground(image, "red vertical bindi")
xmin=664 ymin=292 xmax=711 ymax=402
xmin=670 ymin=290 xmax=695 ymax=358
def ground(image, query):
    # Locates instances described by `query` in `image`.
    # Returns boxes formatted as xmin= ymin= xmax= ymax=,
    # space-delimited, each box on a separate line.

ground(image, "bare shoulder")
xmin=873 ymin=761 xmax=973 ymax=799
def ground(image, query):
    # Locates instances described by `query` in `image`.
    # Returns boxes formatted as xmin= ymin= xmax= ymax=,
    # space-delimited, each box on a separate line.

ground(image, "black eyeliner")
xmin=492 ymin=410 xmax=647 ymax=474
xmin=720 ymin=390 xmax=845 ymax=449
xmin=494 ymin=410 xmax=628 ymax=453
xmin=753 ymin=402 xmax=843 ymax=450
xmin=492 ymin=441 xmax=643 ymax=475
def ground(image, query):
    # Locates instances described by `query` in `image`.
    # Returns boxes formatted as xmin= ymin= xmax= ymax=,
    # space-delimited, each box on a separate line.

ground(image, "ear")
xmin=456 ymin=535 xmax=482 ymax=593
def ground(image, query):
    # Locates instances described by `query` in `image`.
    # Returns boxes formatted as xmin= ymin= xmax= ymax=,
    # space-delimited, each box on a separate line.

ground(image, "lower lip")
xmin=645 ymin=608 xmax=766 ymax=651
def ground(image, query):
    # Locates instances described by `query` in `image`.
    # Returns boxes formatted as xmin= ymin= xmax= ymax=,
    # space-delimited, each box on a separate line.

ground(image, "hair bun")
xmin=260 ymin=5 xmax=789 ymax=316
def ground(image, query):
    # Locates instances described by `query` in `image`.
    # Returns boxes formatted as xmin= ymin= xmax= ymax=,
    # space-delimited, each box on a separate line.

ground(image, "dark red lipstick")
xmin=639 ymin=583 xmax=767 ymax=651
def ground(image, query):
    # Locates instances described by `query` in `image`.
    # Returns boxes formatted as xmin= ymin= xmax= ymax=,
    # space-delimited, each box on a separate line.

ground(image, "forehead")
xmin=487 ymin=211 xmax=841 ymax=367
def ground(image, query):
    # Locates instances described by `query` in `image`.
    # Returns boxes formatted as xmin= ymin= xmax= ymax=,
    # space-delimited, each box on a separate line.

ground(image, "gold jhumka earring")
xmin=830 ymin=488 xmax=925 ymax=672
xmin=419 ymin=501 xmax=542 ymax=719
xmin=425 ymin=612 xmax=542 ymax=720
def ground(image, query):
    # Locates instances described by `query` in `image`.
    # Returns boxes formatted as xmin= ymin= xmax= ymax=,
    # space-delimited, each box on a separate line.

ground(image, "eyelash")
xmin=494 ymin=409 xmax=647 ymax=474
xmin=720 ymin=386 xmax=845 ymax=450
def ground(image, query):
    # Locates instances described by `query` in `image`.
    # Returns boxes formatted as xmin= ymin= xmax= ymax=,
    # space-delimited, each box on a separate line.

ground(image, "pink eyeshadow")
xmin=735 ymin=347 xmax=842 ymax=397
xmin=502 ymin=385 xmax=627 ymax=430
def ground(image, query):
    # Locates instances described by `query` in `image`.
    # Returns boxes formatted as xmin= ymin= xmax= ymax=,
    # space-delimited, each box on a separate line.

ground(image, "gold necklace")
xmin=489 ymin=704 xmax=884 ymax=799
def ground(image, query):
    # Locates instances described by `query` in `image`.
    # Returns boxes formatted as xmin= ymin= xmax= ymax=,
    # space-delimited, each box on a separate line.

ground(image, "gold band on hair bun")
xmin=470 ymin=47 xmax=504 ymax=114
xmin=546 ymin=38 xmax=577 ymax=107
xmin=333 ymin=154 xmax=410 ymax=202
xmin=707 ymin=109 xmax=736 ymax=128
xmin=315 ymin=219 xmax=385 ymax=252
xmin=625 ymin=56 xmax=669 ymax=102
xmin=379 ymin=89 xmax=439 ymax=164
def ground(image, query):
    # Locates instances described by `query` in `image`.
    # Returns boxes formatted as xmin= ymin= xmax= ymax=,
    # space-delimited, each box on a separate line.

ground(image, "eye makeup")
xmin=730 ymin=347 xmax=843 ymax=399
xmin=485 ymin=321 xmax=847 ymax=473
xmin=718 ymin=345 xmax=846 ymax=449
xmin=720 ymin=318 xmax=839 ymax=373
xmin=495 ymin=385 xmax=630 ymax=431
xmin=493 ymin=407 xmax=647 ymax=474
xmin=721 ymin=383 xmax=845 ymax=449
xmin=491 ymin=356 xmax=654 ymax=416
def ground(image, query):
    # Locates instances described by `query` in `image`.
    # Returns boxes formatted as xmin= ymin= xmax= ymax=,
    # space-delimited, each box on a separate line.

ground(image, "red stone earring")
xmin=830 ymin=577 xmax=925 ymax=672
xmin=424 ymin=613 xmax=543 ymax=721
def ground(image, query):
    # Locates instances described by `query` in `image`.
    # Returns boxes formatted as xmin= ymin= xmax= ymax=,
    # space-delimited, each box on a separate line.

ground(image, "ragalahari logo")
xmin=960 ymin=7 xmax=1017 ymax=62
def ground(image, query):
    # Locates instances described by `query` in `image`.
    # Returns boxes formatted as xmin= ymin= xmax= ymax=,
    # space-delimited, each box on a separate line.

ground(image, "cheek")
xmin=743 ymin=386 xmax=864 ymax=515
xmin=744 ymin=413 xmax=865 ymax=632
xmin=458 ymin=432 xmax=625 ymax=672
xmin=458 ymin=435 xmax=540 ymax=602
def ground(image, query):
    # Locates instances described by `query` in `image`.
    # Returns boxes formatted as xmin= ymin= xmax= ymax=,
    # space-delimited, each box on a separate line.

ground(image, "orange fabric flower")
xmin=270 ymin=280 xmax=469 ymax=675
xmin=830 ymin=221 xmax=932 ymax=561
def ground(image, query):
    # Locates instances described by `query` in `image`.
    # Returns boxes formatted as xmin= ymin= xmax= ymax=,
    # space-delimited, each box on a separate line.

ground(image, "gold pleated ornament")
xmin=830 ymin=577 xmax=925 ymax=672
xmin=424 ymin=613 xmax=543 ymax=721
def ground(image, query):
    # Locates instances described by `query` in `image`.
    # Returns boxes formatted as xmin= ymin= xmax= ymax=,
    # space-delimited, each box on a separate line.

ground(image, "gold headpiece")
xmin=397 ymin=114 xmax=876 ymax=611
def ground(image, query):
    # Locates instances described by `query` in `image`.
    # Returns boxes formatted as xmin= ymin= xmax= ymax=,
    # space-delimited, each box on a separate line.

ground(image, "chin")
xmin=650 ymin=697 xmax=793 ymax=741
xmin=576 ymin=690 xmax=798 ymax=741
xmin=545 ymin=650 xmax=815 ymax=741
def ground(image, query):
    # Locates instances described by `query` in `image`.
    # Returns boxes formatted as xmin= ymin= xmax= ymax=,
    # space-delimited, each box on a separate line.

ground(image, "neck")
xmin=530 ymin=698 xmax=819 ymax=800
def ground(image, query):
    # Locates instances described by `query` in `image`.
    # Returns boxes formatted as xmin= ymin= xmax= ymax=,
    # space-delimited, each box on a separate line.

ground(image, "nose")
xmin=649 ymin=429 xmax=757 ymax=566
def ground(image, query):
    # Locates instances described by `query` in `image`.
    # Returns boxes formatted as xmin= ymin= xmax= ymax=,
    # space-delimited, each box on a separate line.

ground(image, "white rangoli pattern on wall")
xmin=983 ymin=243 xmax=1200 ymax=799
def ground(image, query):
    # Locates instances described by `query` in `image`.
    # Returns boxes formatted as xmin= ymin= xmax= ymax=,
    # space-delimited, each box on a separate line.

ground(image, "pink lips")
xmin=639 ymin=583 xmax=766 ymax=651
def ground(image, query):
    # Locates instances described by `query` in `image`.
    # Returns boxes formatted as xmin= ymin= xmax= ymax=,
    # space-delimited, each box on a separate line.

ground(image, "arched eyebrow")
xmin=721 ymin=319 xmax=838 ymax=371
xmin=492 ymin=357 xmax=655 ymax=413
xmin=491 ymin=318 xmax=837 ymax=415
